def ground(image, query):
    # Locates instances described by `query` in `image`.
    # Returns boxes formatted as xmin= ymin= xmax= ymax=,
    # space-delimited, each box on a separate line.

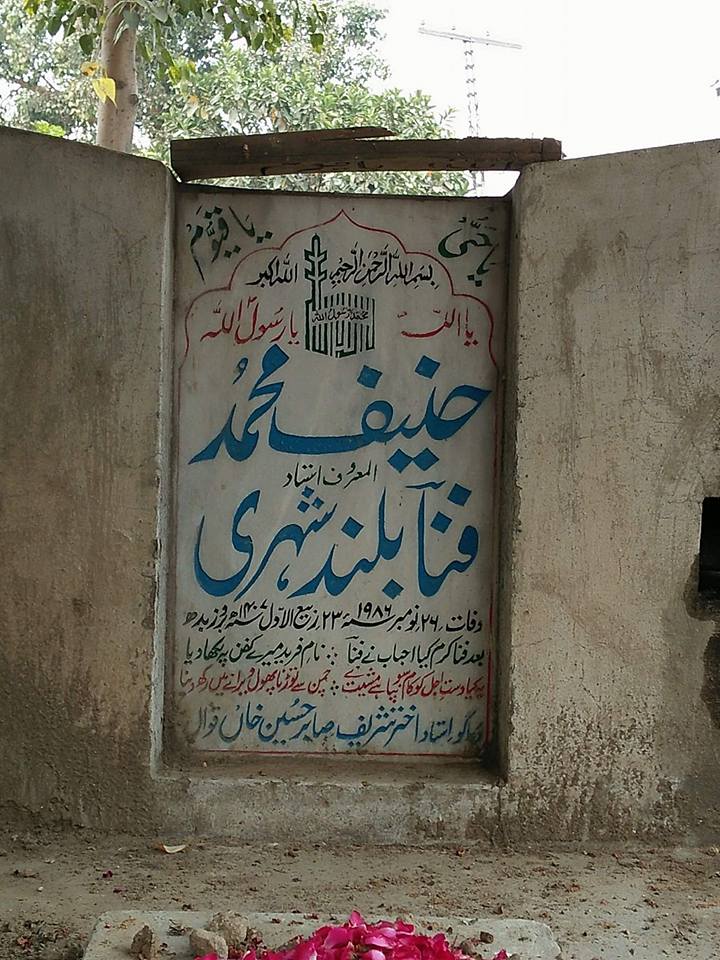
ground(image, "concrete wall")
xmin=1 ymin=126 xmax=718 ymax=840
xmin=0 ymin=127 xmax=173 ymax=827
xmin=499 ymin=138 xmax=720 ymax=838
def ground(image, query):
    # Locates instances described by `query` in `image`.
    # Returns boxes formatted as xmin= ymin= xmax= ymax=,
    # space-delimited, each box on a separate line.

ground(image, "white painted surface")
xmin=173 ymin=191 xmax=508 ymax=755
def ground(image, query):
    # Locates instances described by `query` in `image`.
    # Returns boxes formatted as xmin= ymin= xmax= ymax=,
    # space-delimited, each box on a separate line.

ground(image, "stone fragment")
xmin=208 ymin=911 xmax=249 ymax=949
xmin=458 ymin=936 xmax=508 ymax=959
xmin=189 ymin=927 xmax=229 ymax=960
xmin=130 ymin=925 xmax=158 ymax=960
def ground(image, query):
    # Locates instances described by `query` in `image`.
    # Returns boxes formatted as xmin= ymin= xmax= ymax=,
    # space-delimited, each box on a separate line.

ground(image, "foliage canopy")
xmin=1 ymin=0 xmax=468 ymax=195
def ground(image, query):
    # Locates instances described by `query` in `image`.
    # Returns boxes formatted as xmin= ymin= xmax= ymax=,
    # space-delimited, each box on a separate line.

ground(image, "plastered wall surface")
xmin=499 ymin=139 xmax=720 ymax=837
xmin=0 ymin=127 xmax=173 ymax=826
xmin=0 ymin=126 xmax=718 ymax=840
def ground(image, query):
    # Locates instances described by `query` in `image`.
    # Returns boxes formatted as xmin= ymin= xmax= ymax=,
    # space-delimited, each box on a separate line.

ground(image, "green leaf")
xmin=147 ymin=3 xmax=168 ymax=23
xmin=78 ymin=32 xmax=93 ymax=54
xmin=32 ymin=119 xmax=66 ymax=137
xmin=309 ymin=31 xmax=323 ymax=52
xmin=123 ymin=7 xmax=140 ymax=30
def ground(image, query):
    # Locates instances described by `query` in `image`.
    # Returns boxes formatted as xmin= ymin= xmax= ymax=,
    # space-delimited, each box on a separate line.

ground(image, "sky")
xmin=378 ymin=0 xmax=720 ymax=192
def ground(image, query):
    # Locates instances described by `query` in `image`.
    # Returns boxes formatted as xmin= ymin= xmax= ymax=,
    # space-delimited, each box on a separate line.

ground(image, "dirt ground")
xmin=0 ymin=830 xmax=719 ymax=960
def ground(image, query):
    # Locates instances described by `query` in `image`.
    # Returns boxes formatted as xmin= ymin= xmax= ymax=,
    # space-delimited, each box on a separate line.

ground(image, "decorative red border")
xmin=182 ymin=208 xmax=497 ymax=368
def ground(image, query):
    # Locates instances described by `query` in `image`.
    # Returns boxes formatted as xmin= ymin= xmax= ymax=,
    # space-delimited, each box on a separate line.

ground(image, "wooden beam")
xmin=170 ymin=131 xmax=562 ymax=182
xmin=190 ymin=126 xmax=397 ymax=150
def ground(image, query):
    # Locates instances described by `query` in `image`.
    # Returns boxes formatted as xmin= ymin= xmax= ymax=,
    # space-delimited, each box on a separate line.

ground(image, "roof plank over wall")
xmin=170 ymin=129 xmax=563 ymax=182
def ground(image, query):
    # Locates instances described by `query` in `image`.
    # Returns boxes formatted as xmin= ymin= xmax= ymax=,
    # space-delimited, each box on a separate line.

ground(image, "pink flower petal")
xmin=363 ymin=934 xmax=395 ymax=948
xmin=295 ymin=942 xmax=317 ymax=960
xmin=324 ymin=929 xmax=352 ymax=949
xmin=242 ymin=914 xmax=502 ymax=960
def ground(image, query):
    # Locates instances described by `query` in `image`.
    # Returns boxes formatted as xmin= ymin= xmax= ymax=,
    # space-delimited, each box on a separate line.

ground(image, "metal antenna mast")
xmin=419 ymin=24 xmax=522 ymax=193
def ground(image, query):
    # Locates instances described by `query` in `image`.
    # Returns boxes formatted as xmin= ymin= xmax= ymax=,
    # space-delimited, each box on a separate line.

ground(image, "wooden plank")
xmin=170 ymin=133 xmax=563 ymax=182
xmin=175 ymin=126 xmax=396 ymax=152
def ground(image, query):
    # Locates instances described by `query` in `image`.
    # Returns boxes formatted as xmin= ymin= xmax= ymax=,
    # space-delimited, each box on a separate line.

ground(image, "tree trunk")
xmin=96 ymin=0 xmax=138 ymax=152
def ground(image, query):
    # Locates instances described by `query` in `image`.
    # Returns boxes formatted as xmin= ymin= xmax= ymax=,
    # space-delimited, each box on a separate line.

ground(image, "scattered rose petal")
xmin=324 ymin=929 xmax=351 ymax=949
xmin=224 ymin=914 xmax=511 ymax=960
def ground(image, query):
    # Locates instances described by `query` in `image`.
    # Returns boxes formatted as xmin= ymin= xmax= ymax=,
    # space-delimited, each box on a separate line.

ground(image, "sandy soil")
xmin=0 ymin=831 xmax=718 ymax=960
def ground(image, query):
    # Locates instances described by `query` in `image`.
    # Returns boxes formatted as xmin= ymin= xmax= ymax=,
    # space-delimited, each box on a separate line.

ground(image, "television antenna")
xmin=419 ymin=24 xmax=522 ymax=193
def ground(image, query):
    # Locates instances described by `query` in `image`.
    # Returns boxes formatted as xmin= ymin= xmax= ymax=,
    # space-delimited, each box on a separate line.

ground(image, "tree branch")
xmin=8 ymin=76 xmax=57 ymax=96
